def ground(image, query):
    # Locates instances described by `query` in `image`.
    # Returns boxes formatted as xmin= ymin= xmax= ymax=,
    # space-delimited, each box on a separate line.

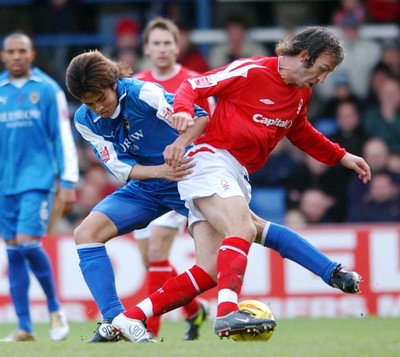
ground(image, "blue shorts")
xmin=93 ymin=179 xmax=188 ymax=236
xmin=0 ymin=190 xmax=55 ymax=240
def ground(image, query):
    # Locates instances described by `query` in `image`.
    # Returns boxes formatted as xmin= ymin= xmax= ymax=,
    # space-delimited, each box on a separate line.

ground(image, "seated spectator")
xmin=347 ymin=170 xmax=400 ymax=222
xmin=112 ymin=17 xmax=142 ymax=71
xmin=328 ymin=98 xmax=370 ymax=157
xmin=319 ymin=72 xmax=361 ymax=119
xmin=286 ymin=154 xmax=349 ymax=222
xmin=362 ymin=77 xmax=400 ymax=153
xmin=318 ymin=13 xmax=382 ymax=101
xmin=298 ymin=189 xmax=337 ymax=225
xmin=380 ymin=40 xmax=400 ymax=78
xmin=208 ymin=13 xmax=268 ymax=69
xmin=115 ymin=46 xmax=141 ymax=73
xmin=177 ymin=23 xmax=209 ymax=73
xmin=347 ymin=137 xmax=400 ymax=214
xmin=363 ymin=62 xmax=396 ymax=110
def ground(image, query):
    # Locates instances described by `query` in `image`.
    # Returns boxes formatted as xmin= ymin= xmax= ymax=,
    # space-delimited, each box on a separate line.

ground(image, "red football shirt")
xmin=135 ymin=65 xmax=212 ymax=115
xmin=174 ymin=56 xmax=346 ymax=174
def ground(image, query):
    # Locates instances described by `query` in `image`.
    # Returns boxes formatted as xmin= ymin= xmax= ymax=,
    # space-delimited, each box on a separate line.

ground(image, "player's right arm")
xmin=172 ymin=59 xmax=257 ymax=131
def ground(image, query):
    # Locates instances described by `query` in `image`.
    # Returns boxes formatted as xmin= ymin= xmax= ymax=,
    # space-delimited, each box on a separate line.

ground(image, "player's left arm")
xmin=288 ymin=117 xmax=371 ymax=183
xmin=53 ymin=89 xmax=78 ymax=208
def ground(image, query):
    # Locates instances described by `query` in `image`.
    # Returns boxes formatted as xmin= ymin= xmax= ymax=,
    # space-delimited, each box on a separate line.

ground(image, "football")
xmin=231 ymin=300 xmax=275 ymax=342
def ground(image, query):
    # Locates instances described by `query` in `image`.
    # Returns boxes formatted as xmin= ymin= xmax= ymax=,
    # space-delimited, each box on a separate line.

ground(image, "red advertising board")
xmin=0 ymin=224 xmax=399 ymax=322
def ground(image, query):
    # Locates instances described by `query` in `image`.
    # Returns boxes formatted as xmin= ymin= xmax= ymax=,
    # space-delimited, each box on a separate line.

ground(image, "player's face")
xmin=1 ymin=35 xmax=35 ymax=78
xmin=293 ymin=51 xmax=338 ymax=88
xmin=144 ymin=28 xmax=179 ymax=71
xmin=80 ymin=87 xmax=118 ymax=118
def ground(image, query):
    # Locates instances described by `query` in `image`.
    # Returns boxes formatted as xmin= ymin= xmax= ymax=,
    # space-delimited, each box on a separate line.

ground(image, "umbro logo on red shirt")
xmin=259 ymin=98 xmax=275 ymax=105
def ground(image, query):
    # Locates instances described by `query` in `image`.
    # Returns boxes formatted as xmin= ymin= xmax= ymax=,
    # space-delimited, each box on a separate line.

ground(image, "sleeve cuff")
xmin=60 ymin=181 xmax=76 ymax=189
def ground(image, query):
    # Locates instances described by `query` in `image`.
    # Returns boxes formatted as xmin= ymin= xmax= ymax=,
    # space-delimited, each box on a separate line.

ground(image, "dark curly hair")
xmin=275 ymin=26 xmax=344 ymax=68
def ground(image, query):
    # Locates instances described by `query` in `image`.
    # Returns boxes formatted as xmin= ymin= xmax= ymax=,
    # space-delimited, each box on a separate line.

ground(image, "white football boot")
xmin=49 ymin=310 xmax=69 ymax=341
xmin=112 ymin=313 xmax=155 ymax=343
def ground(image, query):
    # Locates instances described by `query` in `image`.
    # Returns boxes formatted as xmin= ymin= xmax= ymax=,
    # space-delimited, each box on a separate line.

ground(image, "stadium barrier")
xmin=0 ymin=223 xmax=399 ymax=322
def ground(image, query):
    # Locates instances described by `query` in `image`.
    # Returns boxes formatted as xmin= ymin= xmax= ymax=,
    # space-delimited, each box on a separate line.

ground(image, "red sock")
xmin=216 ymin=237 xmax=250 ymax=317
xmin=124 ymin=265 xmax=215 ymax=319
xmin=182 ymin=298 xmax=202 ymax=319
xmin=147 ymin=261 xmax=203 ymax=321
xmin=146 ymin=260 xmax=175 ymax=336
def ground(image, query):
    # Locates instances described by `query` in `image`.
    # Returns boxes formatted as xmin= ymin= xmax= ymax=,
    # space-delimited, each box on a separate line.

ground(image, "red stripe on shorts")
xmin=187 ymin=147 xmax=215 ymax=157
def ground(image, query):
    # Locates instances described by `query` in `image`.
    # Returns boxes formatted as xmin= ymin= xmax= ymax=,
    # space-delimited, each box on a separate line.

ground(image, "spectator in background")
xmin=112 ymin=17 xmax=142 ymax=71
xmin=380 ymin=41 xmax=400 ymax=78
xmin=286 ymin=155 xmax=349 ymax=222
xmin=177 ymin=23 xmax=209 ymax=73
xmin=363 ymin=62 xmax=396 ymax=110
xmin=362 ymin=77 xmax=400 ymax=153
xmin=318 ymin=13 xmax=382 ymax=101
xmin=336 ymin=14 xmax=382 ymax=99
xmin=347 ymin=170 xmax=400 ymax=222
xmin=320 ymin=72 xmax=360 ymax=120
xmin=347 ymin=137 xmax=400 ymax=216
xmin=324 ymin=98 xmax=370 ymax=219
xmin=328 ymin=98 xmax=369 ymax=157
xmin=208 ymin=13 xmax=268 ymax=69
xmin=0 ymin=32 xmax=78 ymax=342
xmin=298 ymin=189 xmax=337 ymax=224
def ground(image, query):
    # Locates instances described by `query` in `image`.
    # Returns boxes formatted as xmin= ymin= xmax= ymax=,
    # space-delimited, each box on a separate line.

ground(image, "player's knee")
xmin=236 ymin=223 xmax=257 ymax=243
xmin=74 ymin=223 xmax=95 ymax=245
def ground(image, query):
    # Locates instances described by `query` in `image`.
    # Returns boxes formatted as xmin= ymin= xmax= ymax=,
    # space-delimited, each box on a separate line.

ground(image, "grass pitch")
xmin=0 ymin=317 xmax=399 ymax=357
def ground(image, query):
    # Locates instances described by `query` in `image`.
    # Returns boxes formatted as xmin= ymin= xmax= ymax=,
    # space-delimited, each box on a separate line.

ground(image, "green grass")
xmin=1 ymin=317 xmax=399 ymax=357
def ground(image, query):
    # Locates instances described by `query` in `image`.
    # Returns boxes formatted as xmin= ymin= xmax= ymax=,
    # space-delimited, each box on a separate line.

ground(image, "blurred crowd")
xmin=2 ymin=0 xmax=399 ymax=231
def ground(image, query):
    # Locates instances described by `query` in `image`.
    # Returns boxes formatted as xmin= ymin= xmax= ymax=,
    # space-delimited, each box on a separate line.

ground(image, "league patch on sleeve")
xmin=189 ymin=76 xmax=216 ymax=88
xmin=160 ymin=106 xmax=174 ymax=121
xmin=99 ymin=146 xmax=110 ymax=163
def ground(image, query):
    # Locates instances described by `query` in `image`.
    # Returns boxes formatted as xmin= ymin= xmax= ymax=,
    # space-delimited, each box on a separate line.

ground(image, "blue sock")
xmin=20 ymin=241 xmax=60 ymax=313
xmin=6 ymin=245 xmax=33 ymax=333
xmin=262 ymin=222 xmax=338 ymax=285
xmin=77 ymin=244 xmax=125 ymax=321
